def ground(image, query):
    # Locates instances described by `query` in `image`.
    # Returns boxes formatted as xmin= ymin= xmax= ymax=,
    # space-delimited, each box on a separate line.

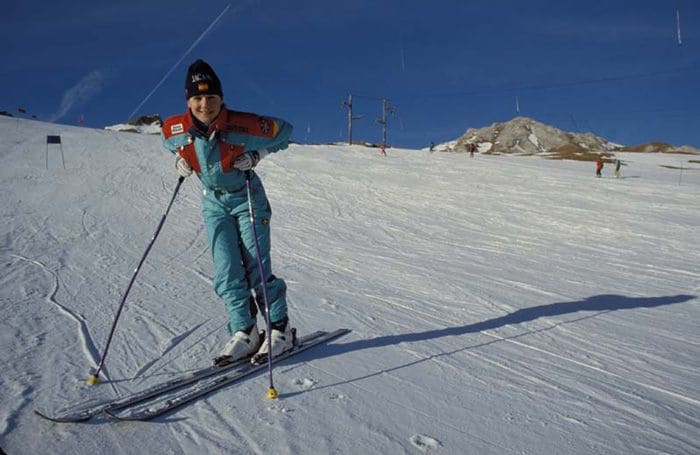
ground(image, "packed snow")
xmin=1 ymin=116 xmax=698 ymax=454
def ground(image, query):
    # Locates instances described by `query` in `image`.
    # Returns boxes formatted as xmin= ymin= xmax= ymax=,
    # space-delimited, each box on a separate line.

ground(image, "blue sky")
xmin=2 ymin=0 xmax=699 ymax=148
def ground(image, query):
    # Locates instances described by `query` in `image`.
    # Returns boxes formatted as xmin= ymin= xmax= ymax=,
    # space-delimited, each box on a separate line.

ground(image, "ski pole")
xmin=244 ymin=170 xmax=277 ymax=399
xmin=87 ymin=176 xmax=185 ymax=385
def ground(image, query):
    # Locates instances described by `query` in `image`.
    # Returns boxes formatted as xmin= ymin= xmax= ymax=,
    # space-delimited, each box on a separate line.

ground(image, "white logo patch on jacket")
xmin=171 ymin=123 xmax=184 ymax=134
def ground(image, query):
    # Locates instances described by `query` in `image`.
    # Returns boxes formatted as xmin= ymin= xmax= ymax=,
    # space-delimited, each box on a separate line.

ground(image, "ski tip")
xmin=35 ymin=409 xmax=64 ymax=422
xmin=34 ymin=409 xmax=52 ymax=420
xmin=34 ymin=409 xmax=91 ymax=423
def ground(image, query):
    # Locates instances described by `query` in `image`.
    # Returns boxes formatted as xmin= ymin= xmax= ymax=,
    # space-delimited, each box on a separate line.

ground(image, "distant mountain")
xmin=617 ymin=141 xmax=700 ymax=155
xmin=437 ymin=117 xmax=699 ymax=160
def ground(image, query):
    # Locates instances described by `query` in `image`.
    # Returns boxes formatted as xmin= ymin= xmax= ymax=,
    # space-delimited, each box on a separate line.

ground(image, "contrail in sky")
xmin=676 ymin=6 xmax=682 ymax=45
xmin=48 ymin=70 xmax=106 ymax=122
xmin=126 ymin=4 xmax=232 ymax=121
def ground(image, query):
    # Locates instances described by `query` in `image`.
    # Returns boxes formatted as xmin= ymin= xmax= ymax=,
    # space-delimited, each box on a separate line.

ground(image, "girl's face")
xmin=187 ymin=94 xmax=223 ymax=125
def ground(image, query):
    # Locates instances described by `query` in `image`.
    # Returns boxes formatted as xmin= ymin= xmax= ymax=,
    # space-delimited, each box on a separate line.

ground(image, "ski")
xmin=34 ymin=354 xmax=256 ymax=423
xmin=106 ymin=328 xmax=350 ymax=421
xmin=35 ymin=330 xmax=333 ymax=423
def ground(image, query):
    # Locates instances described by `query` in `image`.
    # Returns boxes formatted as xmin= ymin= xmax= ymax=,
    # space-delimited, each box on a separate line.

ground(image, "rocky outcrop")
xmin=440 ymin=117 xmax=698 ymax=161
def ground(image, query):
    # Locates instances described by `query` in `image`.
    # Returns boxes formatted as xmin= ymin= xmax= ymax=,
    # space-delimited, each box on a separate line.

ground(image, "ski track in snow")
xmin=484 ymin=328 xmax=700 ymax=407
xmin=369 ymin=272 xmax=700 ymax=406
xmin=9 ymin=254 xmax=102 ymax=374
xmin=303 ymin=354 xmax=521 ymax=453
xmin=326 ymin=280 xmax=699 ymax=408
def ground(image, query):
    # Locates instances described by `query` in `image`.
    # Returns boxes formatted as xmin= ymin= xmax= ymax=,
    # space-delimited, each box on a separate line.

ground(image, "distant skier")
xmin=429 ymin=141 xmax=435 ymax=152
xmin=614 ymin=158 xmax=622 ymax=178
xmin=468 ymin=143 xmax=476 ymax=158
xmin=162 ymin=59 xmax=294 ymax=364
xmin=380 ymin=143 xmax=387 ymax=156
xmin=596 ymin=157 xmax=604 ymax=177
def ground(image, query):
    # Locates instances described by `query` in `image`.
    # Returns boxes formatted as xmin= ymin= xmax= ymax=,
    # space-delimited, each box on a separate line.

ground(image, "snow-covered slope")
xmin=1 ymin=116 xmax=698 ymax=454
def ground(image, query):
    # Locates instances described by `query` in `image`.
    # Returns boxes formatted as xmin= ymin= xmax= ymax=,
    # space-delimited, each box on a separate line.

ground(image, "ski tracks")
xmin=9 ymin=254 xmax=101 ymax=372
xmin=180 ymin=406 xmax=265 ymax=454
xmin=304 ymin=358 xmax=519 ymax=454
xmin=311 ymin=281 xmax=698 ymax=452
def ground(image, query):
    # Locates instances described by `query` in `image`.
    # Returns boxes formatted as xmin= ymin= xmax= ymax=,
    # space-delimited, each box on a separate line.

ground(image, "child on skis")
xmin=162 ymin=59 xmax=294 ymax=364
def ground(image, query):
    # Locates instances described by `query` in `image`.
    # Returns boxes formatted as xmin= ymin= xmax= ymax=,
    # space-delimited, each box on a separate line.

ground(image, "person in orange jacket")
xmin=595 ymin=157 xmax=604 ymax=177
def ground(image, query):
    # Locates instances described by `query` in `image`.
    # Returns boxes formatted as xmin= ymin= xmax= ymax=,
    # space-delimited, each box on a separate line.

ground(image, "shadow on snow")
xmin=282 ymin=293 xmax=696 ymax=397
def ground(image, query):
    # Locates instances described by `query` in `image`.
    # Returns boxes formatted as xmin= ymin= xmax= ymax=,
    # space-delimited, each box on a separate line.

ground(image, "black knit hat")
xmin=185 ymin=59 xmax=223 ymax=99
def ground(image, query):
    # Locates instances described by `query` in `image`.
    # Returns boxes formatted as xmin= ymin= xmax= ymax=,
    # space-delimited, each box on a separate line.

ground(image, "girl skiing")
xmin=162 ymin=60 xmax=294 ymax=363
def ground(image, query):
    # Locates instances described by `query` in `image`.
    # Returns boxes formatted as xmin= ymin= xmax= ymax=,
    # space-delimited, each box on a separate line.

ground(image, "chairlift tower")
xmin=341 ymin=93 xmax=363 ymax=145
xmin=375 ymin=99 xmax=396 ymax=148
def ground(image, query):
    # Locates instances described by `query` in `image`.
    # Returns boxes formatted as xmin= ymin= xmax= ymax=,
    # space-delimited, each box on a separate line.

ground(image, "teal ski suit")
xmin=162 ymin=107 xmax=293 ymax=333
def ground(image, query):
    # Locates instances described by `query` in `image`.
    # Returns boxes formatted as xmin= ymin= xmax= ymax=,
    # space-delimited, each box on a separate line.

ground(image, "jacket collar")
xmin=186 ymin=105 xmax=227 ymax=140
